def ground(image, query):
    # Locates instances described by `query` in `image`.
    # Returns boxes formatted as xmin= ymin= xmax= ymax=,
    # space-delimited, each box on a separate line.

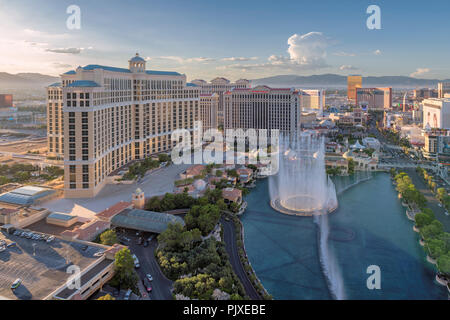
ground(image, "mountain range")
xmin=251 ymin=74 xmax=450 ymax=89
xmin=1 ymin=71 xmax=450 ymax=91
xmin=0 ymin=72 xmax=59 ymax=90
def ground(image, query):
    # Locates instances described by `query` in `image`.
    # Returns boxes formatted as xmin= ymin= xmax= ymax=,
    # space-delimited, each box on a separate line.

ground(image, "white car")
xmin=132 ymin=254 xmax=140 ymax=268
xmin=146 ymin=274 xmax=153 ymax=282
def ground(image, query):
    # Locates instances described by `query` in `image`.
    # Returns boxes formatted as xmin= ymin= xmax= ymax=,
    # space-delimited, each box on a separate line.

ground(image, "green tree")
xmin=97 ymin=294 xmax=115 ymax=300
xmin=414 ymin=213 xmax=434 ymax=229
xmin=436 ymin=253 xmax=450 ymax=276
xmin=437 ymin=188 xmax=447 ymax=201
xmin=185 ymin=204 xmax=221 ymax=236
xmin=100 ymin=229 xmax=118 ymax=246
xmin=146 ymin=196 xmax=161 ymax=212
xmin=420 ymin=220 xmax=444 ymax=241
xmin=0 ymin=176 xmax=9 ymax=186
xmin=173 ymin=273 xmax=216 ymax=300
xmin=347 ymin=158 xmax=355 ymax=175
xmin=158 ymin=153 xmax=170 ymax=163
xmin=111 ymin=248 xmax=138 ymax=290
xmin=157 ymin=223 xmax=202 ymax=252
xmin=426 ymin=238 xmax=446 ymax=259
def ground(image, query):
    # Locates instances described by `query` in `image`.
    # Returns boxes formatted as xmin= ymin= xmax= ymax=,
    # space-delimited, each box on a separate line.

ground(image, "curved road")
xmin=126 ymin=236 xmax=173 ymax=300
xmin=221 ymin=218 xmax=261 ymax=300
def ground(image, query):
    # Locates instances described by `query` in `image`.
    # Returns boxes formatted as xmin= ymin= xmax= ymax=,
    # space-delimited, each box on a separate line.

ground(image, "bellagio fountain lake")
xmin=241 ymin=132 xmax=448 ymax=300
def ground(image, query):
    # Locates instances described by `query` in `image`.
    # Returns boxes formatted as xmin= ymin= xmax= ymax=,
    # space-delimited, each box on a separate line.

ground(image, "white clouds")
xmin=410 ymin=68 xmax=430 ymax=78
xmin=46 ymin=47 xmax=91 ymax=54
xmin=221 ymin=57 xmax=258 ymax=62
xmin=333 ymin=51 xmax=356 ymax=57
xmin=22 ymin=28 xmax=69 ymax=40
xmin=187 ymin=57 xmax=215 ymax=63
xmin=374 ymin=49 xmax=382 ymax=55
xmin=286 ymin=32 xmax=329 ymax=68
xmin=51 ymin=62 xmax=73 ymax=69
xmin=339 ymin=65 xmax=358 ymax=71
xmin=148 ymin=56 xmax=215 ymax=64
xmin=217 ymin=32 xmax=331 ymax=75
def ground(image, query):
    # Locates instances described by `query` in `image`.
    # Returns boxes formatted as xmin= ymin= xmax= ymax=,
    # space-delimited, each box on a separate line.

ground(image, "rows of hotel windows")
xmin=66 ymin=92 xmax=91 ymax=107
xmin=65 ymin=99 xmax=198 ymax=191
xmin=224 ymin=94 xmax=298 ymax=132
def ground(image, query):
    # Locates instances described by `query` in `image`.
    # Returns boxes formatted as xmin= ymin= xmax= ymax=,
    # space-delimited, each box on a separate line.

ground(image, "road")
xmin=406 ymin=168 xmax=450 ymax=232
xmin=120 ymin=231 xmax=173 ymax=300
xmin=221 ymin=218 xmax=261 ymax=300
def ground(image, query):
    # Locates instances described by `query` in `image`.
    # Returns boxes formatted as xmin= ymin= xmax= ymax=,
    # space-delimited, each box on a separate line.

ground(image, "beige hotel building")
xmin=47 ymin=54 xmax=200 ymax=198
xmin=191 ymin=77 xmax=251 ymax=126
xmin=223 ymin=85 xmax=302 ymax=137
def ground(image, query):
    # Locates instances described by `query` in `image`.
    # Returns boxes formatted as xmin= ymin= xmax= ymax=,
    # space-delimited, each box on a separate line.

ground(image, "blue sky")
xmin=1 ymin=0 xmax=449 ymax=80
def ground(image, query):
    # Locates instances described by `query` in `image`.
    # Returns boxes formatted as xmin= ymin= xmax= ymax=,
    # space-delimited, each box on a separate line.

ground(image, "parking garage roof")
xmin=111 ymin=208 xmax=185 ymax=233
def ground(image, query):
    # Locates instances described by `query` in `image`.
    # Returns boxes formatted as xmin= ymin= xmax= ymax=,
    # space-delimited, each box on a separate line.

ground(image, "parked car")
xmin=142 ymin=279 xmax=152 ymax=292
xmin=137 ymin=237 xmax=143 ymax=245
xmin=11 ymin=278 xmax=21 ymax=290
xmin=46 ymin=236 xmax=55 ymax=243
xmin=7 ymin=242 xmax=16 ymax=248
xmin=132 ymin=254 xmax=140 ymax=268
xmin=143 ymin=240 xmax=149 ymax=247
xmin=124 ymin=289 xmax=132 ymax=300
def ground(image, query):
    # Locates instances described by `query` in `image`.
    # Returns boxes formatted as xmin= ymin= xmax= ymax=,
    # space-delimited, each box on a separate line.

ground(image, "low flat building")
xmin=46 ymin=212 xmax=78 ymax=227
xmin=222 ymin=188 xmax=242 ymax=204
xmin=0 ymin=185 xmax=57 ymax=206
xmin=0 ymin=229 xmax=117 ymax=300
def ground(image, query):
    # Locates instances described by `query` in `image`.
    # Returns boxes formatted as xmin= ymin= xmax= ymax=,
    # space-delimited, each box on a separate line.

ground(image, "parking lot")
xmin=0 ymin=229 xmax=105 ymax=300
xmin=115 ymin=228 xmax=173 ymax=300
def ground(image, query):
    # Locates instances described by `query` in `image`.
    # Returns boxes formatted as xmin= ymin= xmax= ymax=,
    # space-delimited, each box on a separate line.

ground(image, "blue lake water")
xmin=241 ymin=173 xmax=448 ymax=299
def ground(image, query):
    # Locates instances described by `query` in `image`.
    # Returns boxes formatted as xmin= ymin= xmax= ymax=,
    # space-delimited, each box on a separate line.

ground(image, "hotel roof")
xmin=71 ymin=64 xmax=182 ymax=76
xmin=96 ymin=201 xmax=132 ymax=221
xmin=67 ymin=80 xmax=101 ymax=87
xmin=47 ymin=212 xmax=77 ymax=221
xmin=0 ymin=186 xmax=55 ymax=206
xmin=111 ymin=208 xmax=185 ymax=234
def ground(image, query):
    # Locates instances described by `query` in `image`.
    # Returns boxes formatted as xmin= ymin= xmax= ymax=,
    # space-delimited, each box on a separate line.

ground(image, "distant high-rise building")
xmin=47 ymin=53 xmax=201 ymax=198
xmin=356 ymin=87 xmax=392 ymax=110
xmin=191 ymin=78 xmax=250 ymax=126
xmin=47 ymin=84 xmax=64 ymax=159
xmin=438 ymin=82 xmax=450 ymax=98
xmin=347 ymin=75 xmax=362 ymax=101
xmin=422 ymin=98 xmax=450 ymax=129
xmin=0 ymin=94 xmax=13 ymax=108
xmin=298 ymin=89 xmax=325 ymax=115
xmin=414 ymin=88 xmax=438 ymax=100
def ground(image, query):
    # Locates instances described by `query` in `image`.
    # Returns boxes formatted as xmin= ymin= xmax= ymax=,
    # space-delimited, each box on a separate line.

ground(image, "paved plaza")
xmin=41 ymin=163 xmax=190 ymax=218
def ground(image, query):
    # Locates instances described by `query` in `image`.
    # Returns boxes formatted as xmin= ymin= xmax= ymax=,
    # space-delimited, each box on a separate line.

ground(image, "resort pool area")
xmin=241 ymin=173 xmax=449 ymax=299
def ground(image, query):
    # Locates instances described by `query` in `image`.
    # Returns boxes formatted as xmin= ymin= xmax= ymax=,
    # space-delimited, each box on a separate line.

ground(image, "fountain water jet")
xmin=269 ymin=132 xmax=338 ymax=216
xmin=315 ymin=214 xmax=346 ymax=300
